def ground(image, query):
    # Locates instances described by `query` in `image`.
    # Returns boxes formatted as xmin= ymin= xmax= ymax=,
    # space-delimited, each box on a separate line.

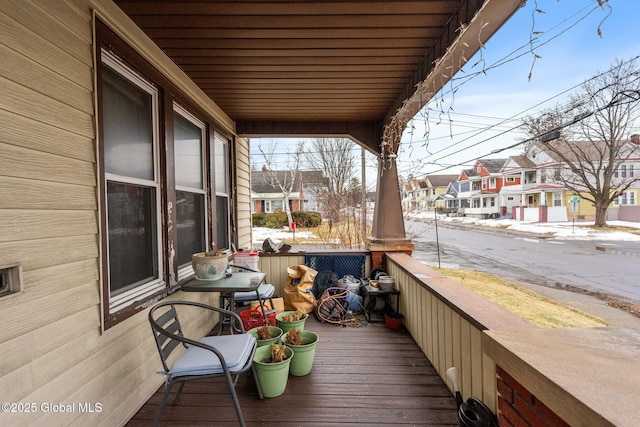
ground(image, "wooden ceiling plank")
xmin=155 ymin=37 xmax=434 ymax=50
xmin=117 ymin=1 xmax=459 ymax=16
xmin=172 ymin=56 xmax=423 ymax=65
xmin=143 ymin=27 xmax=443 ymax=40
xmin=124 ymin=14 xmax=449 ymax=29
xmin=163 ymin=47 xmax=428 ymax=58
xmin=179 ymin=64 xmax=417 ymax=72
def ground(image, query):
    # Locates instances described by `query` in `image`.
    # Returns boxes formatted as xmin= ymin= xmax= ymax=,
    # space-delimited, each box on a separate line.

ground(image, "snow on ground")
xmin=252 ymin=226 xmax=316 ymax=247
xmin=406 ymin=212 xmax=640 ymax=242
xmin=251 ymin=216 xmax=640 ymax=247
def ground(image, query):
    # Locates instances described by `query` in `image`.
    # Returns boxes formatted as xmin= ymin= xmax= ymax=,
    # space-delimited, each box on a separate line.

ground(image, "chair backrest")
xmin=149 ymin=302 xmax=186 ymax=373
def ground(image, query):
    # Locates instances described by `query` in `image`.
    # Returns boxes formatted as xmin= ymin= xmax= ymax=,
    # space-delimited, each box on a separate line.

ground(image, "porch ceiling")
xmin=114 ymin=0 xmax=522 ymax=152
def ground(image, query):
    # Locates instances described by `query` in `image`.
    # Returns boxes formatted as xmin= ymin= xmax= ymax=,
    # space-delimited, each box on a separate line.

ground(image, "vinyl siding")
xmin=0 ymin=1 xmax=243 ymax=425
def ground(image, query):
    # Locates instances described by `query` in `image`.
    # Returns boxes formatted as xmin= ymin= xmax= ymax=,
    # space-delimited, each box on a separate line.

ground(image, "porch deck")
xmin=126 ymin=316 xmax=459 ymax=426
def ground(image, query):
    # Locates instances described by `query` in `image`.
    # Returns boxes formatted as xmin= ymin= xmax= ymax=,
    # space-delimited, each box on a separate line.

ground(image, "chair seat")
xmin=233 ymin=284 xmax=275 ymax=301
xmin=169 ymin=334 xmax=256 ymax=377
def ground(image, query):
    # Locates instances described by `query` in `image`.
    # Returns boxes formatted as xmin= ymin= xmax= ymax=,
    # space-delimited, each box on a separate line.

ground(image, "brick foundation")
xmin=496 ymin=366 xmax=569 ymax=427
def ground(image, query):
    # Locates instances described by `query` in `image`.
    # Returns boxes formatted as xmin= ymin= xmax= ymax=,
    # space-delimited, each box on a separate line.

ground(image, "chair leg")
xmin=173 ymin=381 xmax=186 ymax=405
xmin=153 ymin=381 xmax=174 ymax=427
xmin=251 ymin=363 xmax=264 ymax=400
xmin=224 ymin=371 xmax=246 ymax=427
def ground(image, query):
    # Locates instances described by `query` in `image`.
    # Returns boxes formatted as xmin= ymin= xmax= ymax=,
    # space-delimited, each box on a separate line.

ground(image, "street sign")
xmin=570 ymin=196 xmax=580 ymax=214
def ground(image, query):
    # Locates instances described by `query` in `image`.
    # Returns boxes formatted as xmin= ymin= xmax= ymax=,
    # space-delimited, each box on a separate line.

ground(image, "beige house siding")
xmin=235 ymin=137 xmax=253 ymax=250
xmin=0 ymin=1 xmax=248 ymax=425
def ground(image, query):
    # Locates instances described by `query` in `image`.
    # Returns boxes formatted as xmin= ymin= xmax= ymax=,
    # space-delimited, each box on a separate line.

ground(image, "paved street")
xmin=406 ymin=219 xmax=640 ymax=305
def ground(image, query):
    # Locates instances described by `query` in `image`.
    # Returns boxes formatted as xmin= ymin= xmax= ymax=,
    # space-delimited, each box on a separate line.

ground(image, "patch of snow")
xmin=251 ymin=226 xmax=318 ymax=247
xmin=406 ymin=212 xmax=640 ymax=242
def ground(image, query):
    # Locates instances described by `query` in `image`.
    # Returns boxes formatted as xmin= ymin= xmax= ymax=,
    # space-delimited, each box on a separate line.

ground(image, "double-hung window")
xmin=615 ymin=191 xmax=637 ymax=206
xmin=97 ymin=22 xmax=236 ymax=328
xmin=553 ymin=193 xmax=562 ymax=207
xmin=101 ymin=51 xmax=163 ymax=314
xmin=174 ymin=106 xmax=207 ymax=280
xmin=214 ymin=135 xmax=231 ymax=250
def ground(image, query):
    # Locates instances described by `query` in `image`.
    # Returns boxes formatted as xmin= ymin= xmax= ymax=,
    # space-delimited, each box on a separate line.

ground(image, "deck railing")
xmin=384 ymin=252 xmax=536 ymax=414
xmin=257 ymin=249 xmax=639 ymax=426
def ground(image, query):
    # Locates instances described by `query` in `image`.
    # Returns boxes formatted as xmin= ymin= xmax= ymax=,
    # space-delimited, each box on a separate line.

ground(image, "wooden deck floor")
xmin=127 ymin=316 xmax=459 ymax=426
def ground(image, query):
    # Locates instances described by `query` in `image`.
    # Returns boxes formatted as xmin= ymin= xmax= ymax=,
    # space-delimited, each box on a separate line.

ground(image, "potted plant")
xmin=282 ymin=329 xmax=319 ymax=376
xmin=191 ymin=250 xmax=229 ymax=280
xmin=276 ymin=310 xmax=308 ymax=332
xmin=253 ymin=343 xmax=294 ymax=398
xmin=248 ymin=325 xmax=283 ymax=347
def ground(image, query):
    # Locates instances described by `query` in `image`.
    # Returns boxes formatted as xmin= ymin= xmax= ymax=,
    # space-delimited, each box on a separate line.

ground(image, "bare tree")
xmin=256 ymin=140 xmax=304 ymax=230
xmin=306 ymin=138 xmax=356 ymax=228
xmin=523 ymin=58 xmax=640 ymax=227
xmin=306 ymin=138 xmax=368 ymax=247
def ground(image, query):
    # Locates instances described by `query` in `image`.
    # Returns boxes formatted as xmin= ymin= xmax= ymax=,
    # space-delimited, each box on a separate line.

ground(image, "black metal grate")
xmin=304 ymin=254 xmax=366 ymax=279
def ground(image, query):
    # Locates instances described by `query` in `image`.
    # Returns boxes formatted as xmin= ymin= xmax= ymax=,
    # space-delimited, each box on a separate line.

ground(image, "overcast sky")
xmin=251 ymin=0 xmax=639 ymax=188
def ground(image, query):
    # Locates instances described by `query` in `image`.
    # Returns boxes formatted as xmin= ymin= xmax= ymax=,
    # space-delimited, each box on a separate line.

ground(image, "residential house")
xmin=402 ymin=178 xmax=428 ymax=212
xmin=500 ymin=155 xmax=568 ymax=222
xmin=457 ymin=159 xmax=507 ymax=218
xmin=402 ymin=175 xmax=457 ymax=213
xmin=440 ymin=181 xmax=461 ymax=214
xmin=3 ymin=2 xmax=628 ymax=426
xmin=7 ymin=3 xmax=508 ymax=423
xmin=425 ymin=174 xmax=458 ymax=211
xmin=455 ymin=168 xmax=477 ymax=213
xmin=251 ymin=169 xmax=325 ymax=214
xmin=526 ymin=138 xmax=640 ymax=221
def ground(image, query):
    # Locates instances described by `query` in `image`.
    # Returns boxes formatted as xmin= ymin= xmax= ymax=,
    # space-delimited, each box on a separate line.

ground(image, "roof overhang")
xmin=114 ymin=0 xmax=524 ymax=153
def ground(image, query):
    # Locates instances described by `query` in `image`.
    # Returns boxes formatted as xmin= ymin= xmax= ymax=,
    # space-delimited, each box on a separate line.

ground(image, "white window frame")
xmin=214 ymin=134 xmax=231 ymax=250
xmin=174 ymin=104 xmax=208 ymax=282
xmin=615 ymin=190 xmax=637 ymax=206
xmin=553 ymin=193 xmax=562 ymax=207
xmin=102 ymin=51 xmax=165 ymax=314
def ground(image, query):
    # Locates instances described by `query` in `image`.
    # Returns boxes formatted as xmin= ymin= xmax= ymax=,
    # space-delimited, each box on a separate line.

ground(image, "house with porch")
xmin=1 ymin=1 xmax=638 ymax=426
xmin=500 ymin=155 xmax=568 ymax=222
xmin=425 ymin=174 xmax=459 ymax=212
xmin=402 ymin=178 xmax=429 ymax=213
xmin=457 ymin=159 xmax=507 ymax=218
xmin=440 ymin=181 xmax=462 ymax=215
xmin=522 ymin=138 xmax=640 ymax=222
xmin=251 ymin=170 xmax=325 ymax=214
xmin=403 ymin=174 xmax=457 ymax=214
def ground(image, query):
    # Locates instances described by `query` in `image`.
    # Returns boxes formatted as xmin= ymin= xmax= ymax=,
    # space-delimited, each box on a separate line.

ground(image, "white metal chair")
xmin=148 ymin=300 xmax=263 ymax=426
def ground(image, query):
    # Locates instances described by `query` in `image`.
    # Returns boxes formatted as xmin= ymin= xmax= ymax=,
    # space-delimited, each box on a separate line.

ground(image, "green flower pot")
xmin=253 ymin=345 xmax=294 ymax=398
xmin=247 ymin=326 xmax=283 ymax=347
xmin=282 ymin=330 xmax=319 ymax=376
xmin=276 ymin=311 xmax=308 ymax=333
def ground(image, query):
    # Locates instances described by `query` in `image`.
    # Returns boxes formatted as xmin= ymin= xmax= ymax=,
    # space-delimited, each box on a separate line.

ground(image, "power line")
xmin=399 ymin=1 xmax=608 ymax=166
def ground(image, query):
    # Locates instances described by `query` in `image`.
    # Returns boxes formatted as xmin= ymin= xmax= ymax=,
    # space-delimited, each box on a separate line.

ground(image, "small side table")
xmin=363 ymin=285 xmax=400 ymax=322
